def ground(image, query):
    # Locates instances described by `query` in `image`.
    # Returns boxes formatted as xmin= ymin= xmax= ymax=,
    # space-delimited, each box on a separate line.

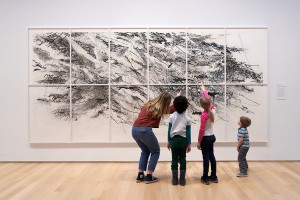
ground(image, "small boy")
xmin=237 ymin=116 xmax=251 ymax=177
xmin=167 ymin=96 xmax=191 ymax=186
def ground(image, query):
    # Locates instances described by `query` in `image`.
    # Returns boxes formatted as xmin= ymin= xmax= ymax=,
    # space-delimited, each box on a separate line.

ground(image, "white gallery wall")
xmin=0 ymin=0 xmax=299 ymax=161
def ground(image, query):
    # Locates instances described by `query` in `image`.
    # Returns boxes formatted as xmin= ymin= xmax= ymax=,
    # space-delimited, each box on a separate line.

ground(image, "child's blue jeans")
xmin=201 ymin=135 xmax=217 ymax=178
xmin=238 ymin=147 xmax=249 ymax=174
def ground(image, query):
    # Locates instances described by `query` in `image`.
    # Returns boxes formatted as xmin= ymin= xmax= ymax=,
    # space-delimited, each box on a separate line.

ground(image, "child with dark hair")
xmin=167 ymin=95 xmax=191 ymax=186
xmin=236 ymin=116 xmax=251 ymax=177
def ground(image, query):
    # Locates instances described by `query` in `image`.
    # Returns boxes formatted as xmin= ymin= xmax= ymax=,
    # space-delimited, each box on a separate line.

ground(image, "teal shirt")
xmin=237 ymin=127 xmax=250 ymax=148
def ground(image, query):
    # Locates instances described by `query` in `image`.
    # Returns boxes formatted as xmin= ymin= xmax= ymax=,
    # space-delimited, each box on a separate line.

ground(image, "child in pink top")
xmin=197 ymin=85 xmax=218 ymax=185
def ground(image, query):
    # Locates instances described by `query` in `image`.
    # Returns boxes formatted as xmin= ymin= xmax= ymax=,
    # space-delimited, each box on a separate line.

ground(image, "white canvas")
xmin=110 ymin=29 xmax=148 ymax=84
xmin=29 ymin=86 xmax=71 ymax=143
xmin=149 ymin=29 xmax=186 ymax=84
xmin=71 ymin=29 xmax=109 ymax=84
xmin=226 ymin=28 xmax=267 ymax=84
xmin=71 ymin=86 xmax=110 ymax=142
xmin=187 ymin=29 xmax=225 ymax=84
xmin=29 ymin=29 xmax=70 ymax=85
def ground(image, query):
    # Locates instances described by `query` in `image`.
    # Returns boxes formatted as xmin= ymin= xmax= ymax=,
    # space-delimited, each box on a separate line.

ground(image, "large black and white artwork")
xmin=71 ymin=29 xmax=109 ymax=84
xmin=29 ymin=28 xmax=268 ymax=143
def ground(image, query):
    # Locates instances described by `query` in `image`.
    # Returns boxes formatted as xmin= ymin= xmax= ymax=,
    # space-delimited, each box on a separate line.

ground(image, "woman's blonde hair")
xmin=200 ymin=97 xmax=214 ymax=123
xmin=144 ymin=92 xmax=172 ymax=118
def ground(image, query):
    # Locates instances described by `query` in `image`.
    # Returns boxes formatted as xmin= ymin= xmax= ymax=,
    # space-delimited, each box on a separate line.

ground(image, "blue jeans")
xmin=238 ymin=147 xmax=249 ymax=174
xmin=200 ymin=135 xmax=217 ymax=178
xmin=132 ymin=126 xmax=160 ymax=172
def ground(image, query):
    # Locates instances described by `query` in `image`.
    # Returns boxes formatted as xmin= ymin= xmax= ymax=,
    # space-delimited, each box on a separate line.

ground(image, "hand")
xmin=201 ymin=85 xmax=206 ymax=92
xmin=167 ymin=142 xmax=171 ymax=151
xmin=197 ymin=142 xmax=201 ymax=150
xmin=176 ymin=91 xmax=181 ymax=96
xmin=237 ymin=146 xmax=240 ymax=152
xmin=186 ymin=145 xmax=191 ymax=153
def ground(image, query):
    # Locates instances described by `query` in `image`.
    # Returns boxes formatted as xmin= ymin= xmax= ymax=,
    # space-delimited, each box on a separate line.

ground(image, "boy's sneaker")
xmin=236 ymin=173 xmax=248 ymax=177
xmin=200 ymin=176 xmax=210 ymax=185
xmin=208 ymin=175 xmax=218 ymax=183
xmin=136 ymin=172 xmax=145 ymax=183
xmin=144 ymin=174 xmax=160 ymax=184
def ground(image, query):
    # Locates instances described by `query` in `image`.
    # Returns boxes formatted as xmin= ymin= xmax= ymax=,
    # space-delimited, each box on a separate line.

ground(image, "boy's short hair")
xmin=240 ymin=116 xmax=251 ymax=128
xmin=173 ymin=96 xmax=189 ymax=114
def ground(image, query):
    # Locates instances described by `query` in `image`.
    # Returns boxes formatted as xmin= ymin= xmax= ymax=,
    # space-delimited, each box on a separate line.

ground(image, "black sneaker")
xmin=201 ymin=176 xmax=210 ymax=185
xmin=136 ymin=172 xmax=145 ymax=183
xmin=208 ymin=175 xmax=218 ymax=183
xmin=144 ymin=174 xmax=159 ymax=184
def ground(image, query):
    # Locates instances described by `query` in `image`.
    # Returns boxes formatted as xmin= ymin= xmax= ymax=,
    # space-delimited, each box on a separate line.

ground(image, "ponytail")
xmin=208 ymin=109 xmax=214 ymax=123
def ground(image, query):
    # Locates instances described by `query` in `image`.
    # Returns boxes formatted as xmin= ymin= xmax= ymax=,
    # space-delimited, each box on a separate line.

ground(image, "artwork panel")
xmin=149 ymin=29 xmax=186 ymax=84
xmin=29 ymin=86 xmax=71 ymax=142
xmin=226 ymin=86 xmax=268 ymax=141
xmin=226 ymin=29 xmax=267 ymax=84
xmin=110 ymin=29 xmax=148 ymax=84
xmin=149 ymin=85 xmax=186 ymax=142
xmin=29 ymin=29 xmax=70 ymax=84
xmin=187 ymin=29 xmax=225 ymax=84
xmin=71 ymin=29 xmax=109 ymax=84
xmin=71 ymin=86 xmax=110 ymax=142
xmin=110 ymin=86 xmax=148 ymax=142
xmin=188 ymin=85 xmax=226 ymax=142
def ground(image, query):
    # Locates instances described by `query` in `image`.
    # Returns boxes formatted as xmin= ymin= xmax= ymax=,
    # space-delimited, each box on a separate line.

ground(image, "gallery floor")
xmin=0 ymin=161 xmax=299 ymax=200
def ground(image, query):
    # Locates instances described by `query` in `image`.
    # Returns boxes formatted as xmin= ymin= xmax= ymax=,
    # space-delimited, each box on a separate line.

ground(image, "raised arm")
xmin=201 ymin=85 xmax=215 ymax=110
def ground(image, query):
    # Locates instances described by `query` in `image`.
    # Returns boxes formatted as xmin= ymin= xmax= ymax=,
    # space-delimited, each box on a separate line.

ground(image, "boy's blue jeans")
xmin=238 ymin=147 xmax=249 ymax=174
xmin=132 ymin=126 xmax=160 ymax=172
